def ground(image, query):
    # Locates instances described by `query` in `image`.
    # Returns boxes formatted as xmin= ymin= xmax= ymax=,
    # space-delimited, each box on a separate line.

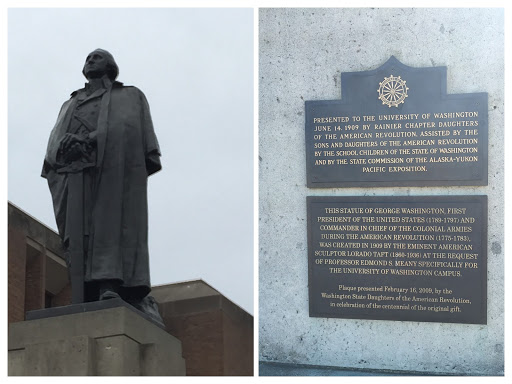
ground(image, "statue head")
xmin=82 ymin=49 xmax=119 ymax=81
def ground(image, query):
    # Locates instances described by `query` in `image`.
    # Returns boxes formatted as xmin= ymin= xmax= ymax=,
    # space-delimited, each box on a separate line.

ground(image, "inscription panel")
xmin=305 ymin=57 xmax=488 ymax=187
xmin=307 ymin=195 xmax=487 ymax=324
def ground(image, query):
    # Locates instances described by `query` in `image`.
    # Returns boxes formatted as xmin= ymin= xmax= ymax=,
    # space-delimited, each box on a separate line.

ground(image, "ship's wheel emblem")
xmin=378 ymin=75 xmax=409 ymax=108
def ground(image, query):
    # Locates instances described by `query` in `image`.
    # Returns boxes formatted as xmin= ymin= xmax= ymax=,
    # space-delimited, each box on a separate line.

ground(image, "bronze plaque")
xmin=308 ymin=195 xmax=487 ymax=324
xmin=305 ymin=57 xmax=488 ymax=187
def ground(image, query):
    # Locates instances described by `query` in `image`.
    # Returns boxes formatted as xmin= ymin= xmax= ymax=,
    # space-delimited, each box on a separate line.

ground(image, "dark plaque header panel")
xmin=305 ymin=57 xmax=488 ymax=187
xmin=307 ymin=195 xmax=487 ymax=324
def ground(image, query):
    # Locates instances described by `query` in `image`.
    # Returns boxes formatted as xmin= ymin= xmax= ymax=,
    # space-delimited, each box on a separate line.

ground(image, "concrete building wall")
xmin=8 ymin=202 xmax=70 ymax=322
xmin=24 ymin=245 xmax=45 ymax=312
xmin=52 ymin=284 xmax=72 ymax=308
xmin=8 ymin=225 xmax=27 ymax=323
xmin=259 ymin=8 xmax=504 ymax=375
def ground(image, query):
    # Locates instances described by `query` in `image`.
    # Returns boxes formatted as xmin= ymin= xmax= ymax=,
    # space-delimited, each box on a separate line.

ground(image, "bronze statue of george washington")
xmin=42 ymin=49 xmax=162 ymax=320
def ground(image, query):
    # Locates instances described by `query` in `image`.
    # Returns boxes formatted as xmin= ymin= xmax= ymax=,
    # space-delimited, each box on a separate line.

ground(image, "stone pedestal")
xmin=8 ymin=305 xmax=186 ymax=376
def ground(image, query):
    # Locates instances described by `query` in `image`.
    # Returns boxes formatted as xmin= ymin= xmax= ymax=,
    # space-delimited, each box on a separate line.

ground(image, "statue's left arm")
xmin=138 ymin=90 xmax=162 ymax=176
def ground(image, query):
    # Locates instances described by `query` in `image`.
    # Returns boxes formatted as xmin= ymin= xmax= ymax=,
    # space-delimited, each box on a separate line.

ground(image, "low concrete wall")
xmin=259 ymin=8 xmax=504 ymax=375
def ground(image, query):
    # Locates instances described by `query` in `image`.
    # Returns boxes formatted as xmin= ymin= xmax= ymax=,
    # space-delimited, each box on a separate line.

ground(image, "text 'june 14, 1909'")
xmin=305 ymin=56 xmax=488 ymax=187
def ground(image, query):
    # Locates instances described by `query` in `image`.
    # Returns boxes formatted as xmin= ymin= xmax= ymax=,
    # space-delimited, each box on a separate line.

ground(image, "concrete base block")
xmin=8 ymin=306 xmax=186 ymax=376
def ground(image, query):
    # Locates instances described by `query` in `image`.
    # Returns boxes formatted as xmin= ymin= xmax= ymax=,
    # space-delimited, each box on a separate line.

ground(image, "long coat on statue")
xmin=42 ymin=81 xmax=161 ymax=298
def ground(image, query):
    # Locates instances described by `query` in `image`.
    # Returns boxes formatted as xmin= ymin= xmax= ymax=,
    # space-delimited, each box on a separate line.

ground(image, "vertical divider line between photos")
xmin=253 ymin=5 xmax=260 ymax=377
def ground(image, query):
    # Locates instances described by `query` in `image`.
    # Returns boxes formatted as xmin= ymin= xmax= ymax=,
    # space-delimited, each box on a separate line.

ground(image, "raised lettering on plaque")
xmin=305 ymin=56 xmax=488 ymax=187
xmin=308 ymin=196 xmax=487 ymax=324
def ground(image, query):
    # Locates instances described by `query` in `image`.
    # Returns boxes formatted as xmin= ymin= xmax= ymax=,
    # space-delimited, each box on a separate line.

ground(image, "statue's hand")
xmin=60 ymin=133 xmax=87 ymax=153
xmin=59 ymin=133 xmax=95 ymax=163
xmin=61 ymin=142 xmax=84 ymax=163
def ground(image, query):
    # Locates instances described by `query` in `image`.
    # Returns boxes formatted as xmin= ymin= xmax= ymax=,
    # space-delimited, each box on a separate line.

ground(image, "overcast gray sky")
xmin=8 ymin=8 xmax=254 ymax=314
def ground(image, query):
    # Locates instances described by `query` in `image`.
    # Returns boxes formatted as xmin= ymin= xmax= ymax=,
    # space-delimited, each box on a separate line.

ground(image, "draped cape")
xmin=42 ymin=82 xmax=161 ymax=296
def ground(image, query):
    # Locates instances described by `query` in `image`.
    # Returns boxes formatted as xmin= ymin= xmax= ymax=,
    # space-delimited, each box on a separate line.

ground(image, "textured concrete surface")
xmin=259 ymin=8 xmax=504 ymax=375
xmin=260 ymin=361 xmax=415 ymax=376
xmin=23 ymin=335 xmax=95 ymax=375
xmin=8 ymin=306 xmax=185 ymax=375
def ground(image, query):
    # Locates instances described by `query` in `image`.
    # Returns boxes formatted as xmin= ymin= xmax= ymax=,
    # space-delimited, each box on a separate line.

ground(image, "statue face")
xmin=83 ymin=50 xmax=109 ymax=79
